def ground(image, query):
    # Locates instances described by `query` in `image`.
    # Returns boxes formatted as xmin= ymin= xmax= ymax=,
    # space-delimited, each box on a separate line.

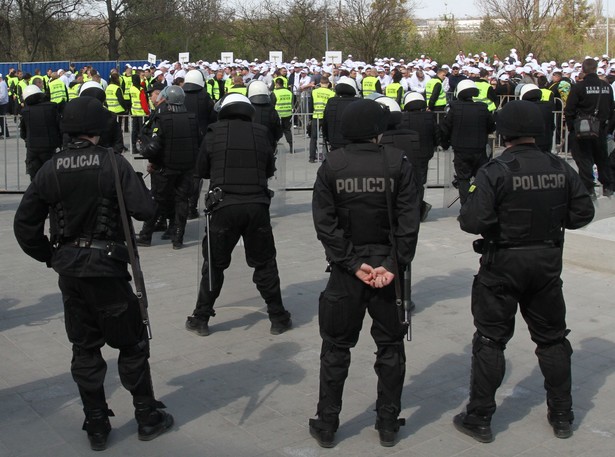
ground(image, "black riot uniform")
xmin=184 ymin=71 xmax=216 ymax=220
xmin=564 ymin=60 xmax=615 ymax=197
xmin=440 ymin=81 xmax=496 ymax=205
xmin=322 ymin=78 xmax=359 ymax=150
xmin=186 ymin=94 xmax=292 ymax=337
xmin=19 ymin=89 xmax=62 ymax=179
xmin=453 ymin=101 xmax=595 ymax=443
xmin=13 ymin=97 xmax=173 ymax=451
xmin=400 ymin=94 xmax=439 ymax=221
xmin=140 ymin=86 xmax=200 ymax=249
xmin=310 ymin=99 xmax=421 ymax=448
xmin=248 ymin=80 xmax=283 ymax=149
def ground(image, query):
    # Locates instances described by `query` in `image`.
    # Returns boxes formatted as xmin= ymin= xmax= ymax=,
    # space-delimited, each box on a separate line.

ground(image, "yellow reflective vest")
xmin=48 ymin=79 xmax=68 ymax=104
xmin=425 ymin=78 xmax=446 ymax=107
xmin=362 ymin=76 xmax=378 ymax=97
xmin=273 ymin=87 xmax=293 ymax=118
xmin=105 ymin=83 xmax=125 ymax=114
xmin=130 ymin=85 xmax=146 ymax=116
xmin=473 ymin=80 xmax=496 ymax=112
xmin=312 ymin=87 xmax=335 ymax=119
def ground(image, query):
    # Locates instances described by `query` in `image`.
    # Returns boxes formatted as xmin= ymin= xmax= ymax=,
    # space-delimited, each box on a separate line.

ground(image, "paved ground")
xmin=2 ymin=165 xmax=615 ymax=457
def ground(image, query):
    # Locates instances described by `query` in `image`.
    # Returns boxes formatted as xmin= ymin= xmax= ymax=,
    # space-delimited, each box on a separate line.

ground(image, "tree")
xmin=475 ymin=0 xmax=563 ymax=59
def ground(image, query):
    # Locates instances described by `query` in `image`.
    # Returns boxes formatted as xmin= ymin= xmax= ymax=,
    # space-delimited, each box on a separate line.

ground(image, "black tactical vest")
xmin=492 ymin=147 xmax=569 ymax=242
xmin=400 ymin=111 xmax=437 ymax=159
xmin=21 ymin=102 xmax=62 ymax=151
xmin=184 ymin=88 xmax=213 ymax=137
xmin=325 ymin=143 xmax=403 ymax=246
xmin=47 ymin=143 xmax=121 ymax=243
xmin=253 ymin=104 xmax=280 ymax=146
xmin=448 ymin=101 xmax=491 ymax=150
xmin=208 ymin=119 xmax=271 ymax=194
xmin=380 ymin=129 xmax=421 ymax=160
xmin=159 ymin=111 xmax=199 ymax=171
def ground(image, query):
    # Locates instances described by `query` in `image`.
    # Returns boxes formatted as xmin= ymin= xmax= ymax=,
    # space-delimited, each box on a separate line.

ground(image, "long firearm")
xmin=108 ymin=150 xmax=152 ymax=339
xmin=403 ymin=264 xmax=412 ymax=341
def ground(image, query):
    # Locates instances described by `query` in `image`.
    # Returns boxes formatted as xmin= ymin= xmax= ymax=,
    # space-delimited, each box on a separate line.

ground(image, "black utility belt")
xmin=473 ymin=239 xmax=561 ymax=254
xmin=67 ymin=238 xmax=130 ymax=263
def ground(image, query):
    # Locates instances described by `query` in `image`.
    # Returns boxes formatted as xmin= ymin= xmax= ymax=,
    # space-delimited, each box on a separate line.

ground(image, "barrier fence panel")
xmin=20 ymin=61 xmax=70 ymax=76
xmin=72 ymin=61 xmax=118 ymax=81
xmin=0 ymin=62 xmax=19 ymax=78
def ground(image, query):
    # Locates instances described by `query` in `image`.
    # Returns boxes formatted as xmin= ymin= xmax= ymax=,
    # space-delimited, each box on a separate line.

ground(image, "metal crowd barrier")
xmin=0 ymin=102 xmax=577 ymax=193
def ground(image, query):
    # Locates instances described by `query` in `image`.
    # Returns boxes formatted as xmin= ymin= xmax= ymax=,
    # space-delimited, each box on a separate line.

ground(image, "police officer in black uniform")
xmin=453 ymin=100 xmax=595 ymax=443
xmin=19 ymin=84 xmax=62 ymax=179
xmin=13 ymin=97 xmax=173 ymax=451
xmin=400 ymin=92 xmax=439 ymax=221
xmin=309 ymin=99 xmax=421 ymax=448
xmin=78 ymin=80 xmax=125 ymax=154
xmin=186 ymin=93 xmax=292 ymax=337
xmin=247 ymin=79 xmax=283 ymax=149
xmin=519 ymin=83 xmax=556 ymax=153
xmin=322 ymin=76 xmax=359 ymax=150
xmin=183 ymin=69 xmax=216 ymax=220
xmin=440 ymin=79 xmax=496 ymax=205
xmin=565 ymin=58 xmax=615 ymax=198
xmin=139 ymin=85 xmax=201 ymax=249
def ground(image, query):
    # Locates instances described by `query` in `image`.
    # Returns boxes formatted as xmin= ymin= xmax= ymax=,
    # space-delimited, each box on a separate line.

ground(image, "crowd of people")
xmin=7 ymin=46 xmax=612 ymax=452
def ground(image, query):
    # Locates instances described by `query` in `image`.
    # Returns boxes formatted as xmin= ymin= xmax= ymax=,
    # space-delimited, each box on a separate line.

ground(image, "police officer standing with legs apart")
xmin=186 ymin=94 xmax=292 ymax=337
xmin=453 ymin=100 xmax=594 ymax=443
xmin=310 ymin=99 xmax=421 ymax=448
xmin=13 ymin=97 xmax=173 ymax=451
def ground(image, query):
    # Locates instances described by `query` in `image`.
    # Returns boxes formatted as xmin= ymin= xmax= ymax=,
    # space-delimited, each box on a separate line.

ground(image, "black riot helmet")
xmin=61 ymin=96 xmax=109 ymax=136
xmin=341 ymin=98 xmax=389 ymax=141
xmin=495 ymin=100 xmax=544 ymax=139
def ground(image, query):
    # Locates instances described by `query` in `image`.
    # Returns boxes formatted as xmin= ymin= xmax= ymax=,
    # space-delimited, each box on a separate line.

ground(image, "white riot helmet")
xmin=184 ymin=69 xmax=205 ymax=89
xmin=246 ymin=80 xmax=270 ymax=105
xmin=335 ymin=76 xmax=358 ymax=96
xmin=402 ymin=92 xmax=426 ymax=111
xmin=79 ymin=81 xmax=106 ymax=103
xmin=370 ymin=93 xmax=402 ymax=127
xmin=22 ymin=84 xmax=43 ymax=102
xmin=455 ymin=79 xmax=479 ymax=99
xmin=216 ymin=93 xmax=255 ymax=120
xmin=519 ymin=83 xmax=541 ymax=101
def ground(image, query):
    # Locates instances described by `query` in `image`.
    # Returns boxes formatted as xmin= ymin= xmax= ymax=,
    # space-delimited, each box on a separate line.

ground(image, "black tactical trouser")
xmin=59 ymin=276 xmax=155 ymax=413
xmin=467 ymin=247 xmax=573 ymax=423
xmin=316 ymin=261 xmax=406 ymax=430
xmin=193 ymin=203 xmax=290 ymax=324
xmin=407 ymin=157 xmax=431 ymax=205
xmin=280 ymin=116 xmax=293 ymax=150
xmin=453 ymin=148 xmax=489 ymax=205
xmin=570 ymin=132 xmax=613 ymax=194
xmin=141 ymin=168 xmax=193 ymax=241
xmin=131 ymin=116 xmax=144 ymax=150
xmin=188 ymin=177 xmax=203 ymax=215
xmin=25 ymin=148 xmax=54 ymax=180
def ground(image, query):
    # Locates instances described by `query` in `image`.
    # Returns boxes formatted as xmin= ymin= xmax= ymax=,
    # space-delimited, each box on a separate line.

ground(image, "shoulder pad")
xmin=325 ymin=148 xmax=348 ymax=171
xmin=382 ymin=145 xmax=404 ymax=169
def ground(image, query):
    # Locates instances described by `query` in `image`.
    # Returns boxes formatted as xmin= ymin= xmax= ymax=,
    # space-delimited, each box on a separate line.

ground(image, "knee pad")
xmin=473 ymin=332 xmax=506 ymax=352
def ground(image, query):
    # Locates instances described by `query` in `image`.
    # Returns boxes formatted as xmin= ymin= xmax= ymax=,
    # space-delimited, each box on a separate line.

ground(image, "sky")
xmin=413 ymin=0 xmax=481 ymax=20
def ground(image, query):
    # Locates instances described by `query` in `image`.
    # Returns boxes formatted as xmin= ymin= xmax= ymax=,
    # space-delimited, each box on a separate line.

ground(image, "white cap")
xmin=153 ymin=70 xmax=163 ymax=78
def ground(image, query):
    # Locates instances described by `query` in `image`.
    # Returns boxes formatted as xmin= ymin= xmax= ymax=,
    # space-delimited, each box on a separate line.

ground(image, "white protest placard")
xmin=179 ymin=52 xmax=190 ymax=63
xmin=221 ymin=52 xmax=234 ymax=64
xmin=147 ymin=53 xmax=156 ymax=64
xmin=325 ymin=51 xmax=343 ymax=64
xmin=269 ymin=51 xmax=283 ymax=65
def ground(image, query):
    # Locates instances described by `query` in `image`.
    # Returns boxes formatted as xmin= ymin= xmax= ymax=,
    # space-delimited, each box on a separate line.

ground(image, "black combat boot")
xmin=548 ymin=410 xmax=573 ymax=439
xmin=185 ymin=315 xmax=210 ymax=336
xmin=172 ymin=227 xmax=184 ymax=250
xmin=160 ymin=221 xmax=176 ymax=240
xmin=375 ymin=416 xmax=405 ymax=447
xmin=309 ymin=415 xmax=339 ymax=448
xmin=134 ymin=398 xmax=174 ymax=441
xmin=82 ymin=409 xmax=114 ymax=451
xmin=453 ymin=412 xmax=493 ymax=443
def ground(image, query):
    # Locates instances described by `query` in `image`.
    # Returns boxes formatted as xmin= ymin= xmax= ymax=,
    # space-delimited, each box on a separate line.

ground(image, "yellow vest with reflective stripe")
xmin=121 ymin=75 xmax=132 ymax=100
xmin=6 ymin=76 xmax=18 ymax=95
xmin=105 ymin=83 xmax=124 ymax=113
xmin=68 ymin=83 xmax=81 ymax=100
xmin=540 ymin=88 xmax=553 ymax=102
xmin=362 ymin=76 xmax=378 ymax=97
xmin=18 ymin=80 xmax=28 ymax=102
xmin=129 ymin=85 xmax=146 ymax=116
xmin=425 ymin=78 xmax=446 ymax=107
xmin=312 ymin=87 xmax=335 ymax=119
xmin=385 ymin=82 xmax=402 ymax=101
xmin=48 ymin=79 xmax=67 ymax=104
xmin=224 ymin=78 xmax=234 ymax=93
xmin=473 ymin=80 xmax=496 ymax=111
xmin=273 ymin=87 xmax=293 ymax=118
xmin=227 ymin=86 xmax=247 ymax=95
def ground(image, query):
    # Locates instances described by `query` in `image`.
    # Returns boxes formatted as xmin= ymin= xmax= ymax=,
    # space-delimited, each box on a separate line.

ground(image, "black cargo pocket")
xmin=318 ymin=291 xmax=350 ymax=340
xmin=502 ymin=208 xmax=532 ymax=240
xmin=99 ymin=300 xmax=139 ymax=349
